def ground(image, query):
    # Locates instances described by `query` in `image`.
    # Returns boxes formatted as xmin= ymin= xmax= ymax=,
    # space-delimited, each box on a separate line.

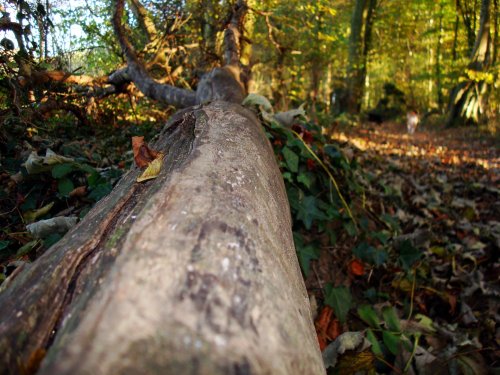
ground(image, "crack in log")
xmin=0 ymin=110 xmax=201 ymax=374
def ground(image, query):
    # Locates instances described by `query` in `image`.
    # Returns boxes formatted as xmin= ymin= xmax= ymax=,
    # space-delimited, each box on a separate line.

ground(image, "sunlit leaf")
xmin=23 ymin=202 xmax=54 ymax=223
xmin=137 ymin=153 xmax=164 ymax=182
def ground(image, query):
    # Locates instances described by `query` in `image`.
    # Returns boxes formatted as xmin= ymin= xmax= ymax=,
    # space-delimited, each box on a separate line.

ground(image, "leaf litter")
xmin=307 ymin=121 xmax=499 ymax=374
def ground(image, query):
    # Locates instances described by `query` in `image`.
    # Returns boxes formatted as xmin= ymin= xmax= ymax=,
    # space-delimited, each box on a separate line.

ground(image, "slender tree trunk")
xmin=345 ymin=0 xmax=365 ymax=114
xmin=359 ymin=0 xmax=377 ymax=109
xmin=436 ymin=2 xmax=444 ymax=110
xmin=272 ymin=50 xmax=288 ymax=110
xmin=452 ymin=12 xmax=459 ymax=61
xmin=345 ymin=0 xmax=377 ymax=114
xmin=457 ymin=0 xmax=478 ymax=54
xmin=446 ymin=0 xmax=493 ymax=126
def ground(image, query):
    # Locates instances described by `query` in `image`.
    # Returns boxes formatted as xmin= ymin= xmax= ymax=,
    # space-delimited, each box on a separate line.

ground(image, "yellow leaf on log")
xmin=136 ymin=153 xmax=164 ymax=183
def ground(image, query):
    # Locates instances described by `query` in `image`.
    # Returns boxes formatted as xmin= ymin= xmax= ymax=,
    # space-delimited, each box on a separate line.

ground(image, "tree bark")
xmin=345 ymin=0 xmax=378 ymax=114
xmin=0 ymin=1 xmax=325 ymax=373
xmin=446 ymin=0 xmax=494 ymax=126
xmin=0 ymin=101 xmax=325 ymax=375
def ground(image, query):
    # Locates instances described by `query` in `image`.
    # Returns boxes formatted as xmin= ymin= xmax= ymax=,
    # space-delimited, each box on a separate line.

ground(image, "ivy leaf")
xmin=297 ymin=172 xmax=314 ymax=189
xmin=282 ymin=146 xmax=299 ymax=173
xmin=0 ymin=240 xmax=10 ymax=251
xmin=373 ymin=248 xmax=389 ymax=266
xmin=353 ymin=242 xmax=388 ymax=266
xmin=398 ymin=240 xmax=422 ymax=270
xmin=58 ymin=178 xmax=74 ymax=197
xmin=51 ymin=163 xmax=74 ymax=179
xmin=88 ymin=183 xmax=112 ymax=202
xmin=324 ymin=144 xmax=342 ymax=160
xmin=296 ymin=196 xmax=328 ymax=230
xmin=296 ymin=244 xmax=320 ymax=277
xmin=343 ymin=221 xmax=357 ymax=237
xmin=325 ymin=286 xmax=352 ymax=324
xmin=381 ymin=213 xmax=400 ymax=231
xmin=358 ymin=305 xmax=380 ymax=329
xmin=366 ymin=329 xmax=383 ymax=356
xmin=16 ymin=240 xmax=39 ymax=256
xmin=382 ymin=331 xmax=401 ymax=355
xmin=382 ymin=306 xmax=401 ymax=332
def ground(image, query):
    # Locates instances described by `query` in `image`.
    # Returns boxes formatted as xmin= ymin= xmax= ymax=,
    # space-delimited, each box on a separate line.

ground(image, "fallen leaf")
xmin=132 ymin=136 xmax=160 ymax=168
xmin=23 ymin=202 xmax=55 ymax=223
xmin=137 ymin=153 xmax=164 ymax=182
xmin=315 ymin=306 xmax=334 ymax=350
xmin=26 ymin=216 xmax=78 ymax=239
xmin=23 ymin=149 xmax=74 ymax=175
xmin=69 ymin=186 xmax=87 ymax=198
xmin=322 ymin=331 xmax=368 ymax=369
xmin=349 ymin=259 xmax=365 ymax=276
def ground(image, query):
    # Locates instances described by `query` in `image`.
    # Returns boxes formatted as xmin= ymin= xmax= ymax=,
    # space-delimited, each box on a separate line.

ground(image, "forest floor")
xmin=308 ymin=120 xmax=499 ymax=373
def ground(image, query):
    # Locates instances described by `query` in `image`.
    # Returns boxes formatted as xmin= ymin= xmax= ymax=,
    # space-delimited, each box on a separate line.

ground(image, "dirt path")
xmin=335 ymin=122 xmax=499 ymax=184
xmin=310 ymin=122 xmax=499 ymax=372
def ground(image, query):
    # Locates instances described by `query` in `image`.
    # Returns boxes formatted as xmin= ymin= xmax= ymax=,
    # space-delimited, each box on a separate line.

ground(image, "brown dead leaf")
xmin=132 ymin=136 xmax=160 ymax=168
xmin=349 ymin=259 xmax=365 ymax=276
xmin=315 ymin=306 xmax=342 ymax=350
xmin=69 ymin=186 xmax=87 ymax=198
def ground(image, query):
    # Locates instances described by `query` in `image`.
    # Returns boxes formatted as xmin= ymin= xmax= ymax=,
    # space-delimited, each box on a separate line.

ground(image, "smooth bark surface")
xmin=0 ymin=102 xmax=325 ymax=375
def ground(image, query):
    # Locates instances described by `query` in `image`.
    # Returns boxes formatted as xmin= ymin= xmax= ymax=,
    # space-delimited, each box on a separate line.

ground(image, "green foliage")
xmin=325 ymin=284 xmax=352 ymax=324
xmin=0 ymin=98 xmax=166 ymax=283
xmin=262 ymin=110 xmax=362 ymax=276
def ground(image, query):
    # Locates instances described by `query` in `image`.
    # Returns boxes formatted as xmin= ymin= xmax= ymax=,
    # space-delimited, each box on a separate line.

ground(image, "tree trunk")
xmin=0 ymin=1 xmax=325 ymax=371
xmin=0 ymin=101 xmax=325 ymax=375
xmin=446 ymin=0 xmax=494 ymax=126
xmin=457 ymin=0 xmax=478 ymax=55
xmin=436 ymin=2 xmax=444 ymax=110
xmin=345 ymin=0 xmax=377 ymax=114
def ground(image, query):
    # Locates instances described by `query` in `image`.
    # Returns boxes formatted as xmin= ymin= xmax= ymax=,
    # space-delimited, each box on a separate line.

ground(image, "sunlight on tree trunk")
xmin=446 ymin=0 xmax=495 ymax=126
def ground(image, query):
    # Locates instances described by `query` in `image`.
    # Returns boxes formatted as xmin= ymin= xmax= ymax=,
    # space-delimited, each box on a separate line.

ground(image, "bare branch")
xmin=0 ymin=18 xmax=26 ymax=53
xmin=37 ymin=99 xmax=90 ymax=126
xmin=248 ymin=7 xmax=282 ymax=53
xmin=127 ymin=0 xmax=158 ymax=43
xmin=19 ymin=70 xmax=106 ymax=87
xmin=112 ymin=0 xmax=196 ymax=108
xmin=223 ymin=0 xmax=248 ymax=67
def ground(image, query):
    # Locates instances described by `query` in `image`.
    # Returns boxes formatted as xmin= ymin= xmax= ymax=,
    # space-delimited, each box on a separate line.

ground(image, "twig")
xmin=403 ymin=333 xmax=420 ymax=373
xmin=407 ymin=268 xmax=417 ymax=320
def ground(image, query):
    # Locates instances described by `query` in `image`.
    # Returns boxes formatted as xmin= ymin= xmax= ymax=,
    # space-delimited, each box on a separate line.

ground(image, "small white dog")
xmin=406 ymin=111 xmax=419 ymax=134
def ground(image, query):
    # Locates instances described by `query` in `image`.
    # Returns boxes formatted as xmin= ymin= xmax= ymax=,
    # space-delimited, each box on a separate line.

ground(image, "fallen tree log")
xmin=0 ymin=101 xmax=325 ymax=374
